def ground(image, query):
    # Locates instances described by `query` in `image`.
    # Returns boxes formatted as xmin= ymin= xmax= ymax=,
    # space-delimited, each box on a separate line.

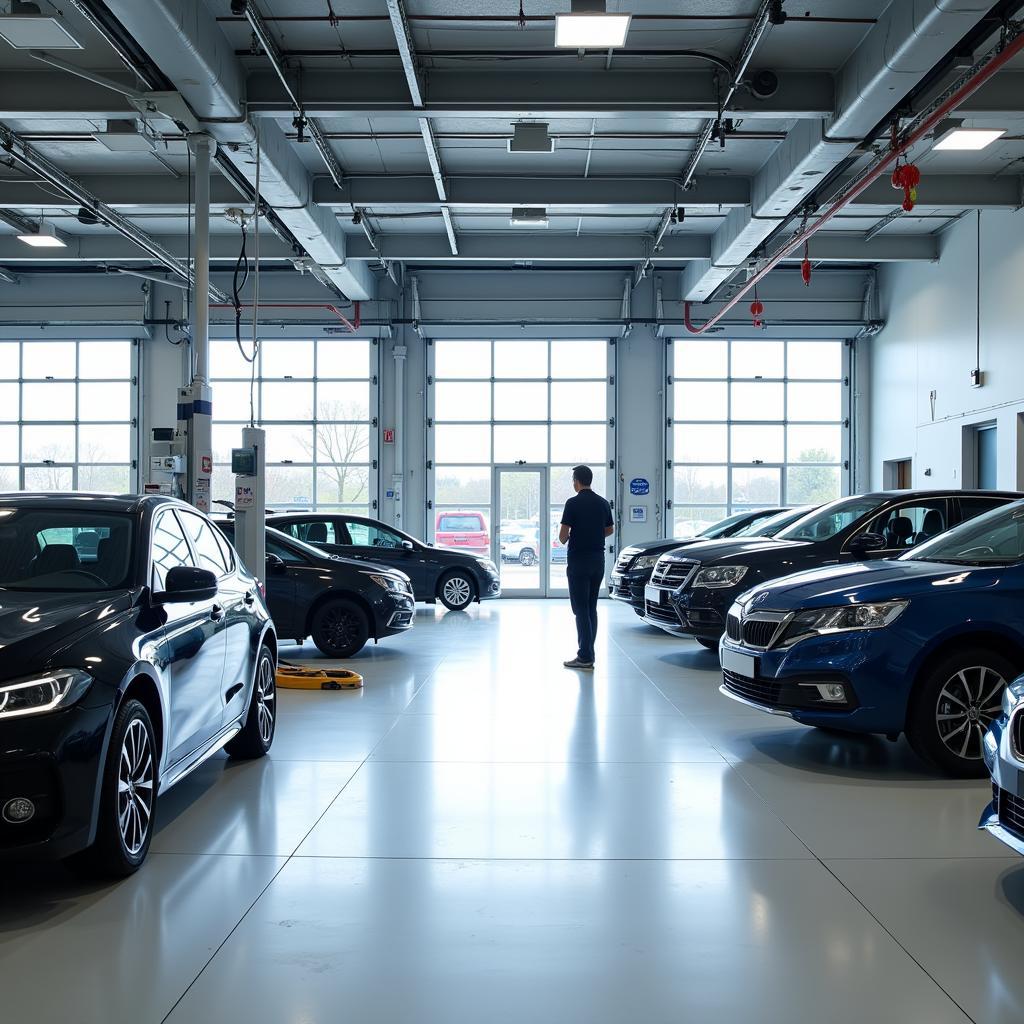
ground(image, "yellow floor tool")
xmin=275 ymin=661 xmax=364 ymax=690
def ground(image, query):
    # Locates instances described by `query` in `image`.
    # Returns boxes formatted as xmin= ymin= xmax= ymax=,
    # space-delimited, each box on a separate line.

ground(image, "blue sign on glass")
xmin=629 ymin=478 xmax=650 ymax=496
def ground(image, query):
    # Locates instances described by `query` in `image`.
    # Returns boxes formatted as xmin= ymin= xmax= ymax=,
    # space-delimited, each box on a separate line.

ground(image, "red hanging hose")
xmin=210 ymin=301 xmax=360 ymax=333
xmin=683 ymin=27 xmax=1024 ymax=334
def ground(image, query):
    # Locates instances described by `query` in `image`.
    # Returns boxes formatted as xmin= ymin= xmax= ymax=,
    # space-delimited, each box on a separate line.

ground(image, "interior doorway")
xmin=493 ymin=465 xmax=554 ymax=597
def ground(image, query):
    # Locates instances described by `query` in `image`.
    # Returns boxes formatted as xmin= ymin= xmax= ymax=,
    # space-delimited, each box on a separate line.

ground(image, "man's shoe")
xmin=563 ymin=658 xmax=594 ymax=670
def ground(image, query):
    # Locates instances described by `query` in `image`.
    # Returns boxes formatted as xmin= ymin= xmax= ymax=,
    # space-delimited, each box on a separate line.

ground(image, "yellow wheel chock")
xmin=275 ymin=660 xmax=363 ymax=690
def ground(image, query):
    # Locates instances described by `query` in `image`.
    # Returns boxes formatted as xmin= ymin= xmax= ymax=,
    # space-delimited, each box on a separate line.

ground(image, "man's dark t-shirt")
xmin=561 ymin=489 xmax=613 ymax=559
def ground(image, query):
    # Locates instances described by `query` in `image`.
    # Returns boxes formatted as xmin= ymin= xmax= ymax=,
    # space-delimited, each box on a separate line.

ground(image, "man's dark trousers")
xmin=567 ymin=551 xmax=605 ymax=663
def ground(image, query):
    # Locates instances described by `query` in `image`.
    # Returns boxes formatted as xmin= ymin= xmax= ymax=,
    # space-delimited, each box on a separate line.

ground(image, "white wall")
xmin=869 ymin=207 xmax=1024 ymax=490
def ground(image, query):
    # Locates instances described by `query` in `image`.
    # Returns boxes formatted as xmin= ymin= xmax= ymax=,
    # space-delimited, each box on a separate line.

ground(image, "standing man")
xmin=559 ymin=465 xmax=614 ymax=670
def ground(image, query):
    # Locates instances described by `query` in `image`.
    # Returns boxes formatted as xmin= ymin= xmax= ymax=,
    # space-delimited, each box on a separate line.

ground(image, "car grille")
xmin=722 ymin=670 xmax=782 ymax=707
xmin=650 ymin=558 xmax=696 ymax=588
xmin=645 ymin=600 xmax=682 ymax=627
xmin=726 ymin=613 xmax=741 ymax=642
xmin=743 ymin=619 xmax=782 ymax=649
xmin=1013 ymin=712 xmax=1024 ymax=760
xmin=996 ymin=784 xmax=1024 ymax=841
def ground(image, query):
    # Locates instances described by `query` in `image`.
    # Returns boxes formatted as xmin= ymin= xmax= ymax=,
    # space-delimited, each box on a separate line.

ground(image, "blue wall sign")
xmin=629 ymin=478 xmax=650 ymax=496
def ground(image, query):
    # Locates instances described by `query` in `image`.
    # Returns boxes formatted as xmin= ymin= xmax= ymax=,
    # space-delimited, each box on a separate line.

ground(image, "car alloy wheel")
xmin=118 ymin=718 xmax=155 ymax=857
xmin=256 ymin=655 xmax=276 ymax=745
xmin=935 ymin=665 xmax=1006 ymax=762
xmin=442 ymin=575 xmax=472 ymax=608
xmin=519 ymin=549 xmax=537 ymax=566
xmin=323 ymin=605 xmax=360 ymax=648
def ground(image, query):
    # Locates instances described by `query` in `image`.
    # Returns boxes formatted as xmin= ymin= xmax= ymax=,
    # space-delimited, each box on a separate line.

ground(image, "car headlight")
xmin=1003 ymin=680 xmax=1024 ymax=717
xmin=0 ymin=670 xmax=92 ymax=720
xmin=692 ymin=565 xmax=749 ymax=589
xmin=363 ymin=573 xmax=407 ymax=593
xmin=475 ymin=558 xmax=497 ymax=572
xmin=631 ymin=554 xmax=659 ymax=570
xmin=778 ymin=601 xmax=908 ymax=648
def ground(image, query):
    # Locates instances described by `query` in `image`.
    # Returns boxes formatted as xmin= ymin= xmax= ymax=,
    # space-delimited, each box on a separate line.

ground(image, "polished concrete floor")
xmin=3 ymin=600 xmax=1024 ymax=1023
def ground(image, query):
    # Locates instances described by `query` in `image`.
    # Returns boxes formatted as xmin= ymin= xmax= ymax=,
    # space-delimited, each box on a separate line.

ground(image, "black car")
xmin=266 ymin=511 xmax=501 ymax=611
xmin=0 ymin=494 xmax=277 ymax=877
xmin=219 ymin=523 xmax=415 ymax=658
xmin=609 ymin=507 xmax=795 ymax=615
xmin=643 ymin=490 xmax=1023 ymax=645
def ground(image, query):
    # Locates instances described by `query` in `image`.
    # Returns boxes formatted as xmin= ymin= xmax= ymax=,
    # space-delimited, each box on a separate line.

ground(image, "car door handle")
xmin=210 ymin=604 xmax=225 ymax=622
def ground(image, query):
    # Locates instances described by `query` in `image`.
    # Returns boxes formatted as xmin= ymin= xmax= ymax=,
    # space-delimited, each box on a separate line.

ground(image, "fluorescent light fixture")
xmin=509 ymin=123 xmax=554 ymax=154
xmin=0 ymin=11 xmax=82 ymax=49
xmin=932 ymin=127 xmax=1006 ymax=151
xmin=510 ymin=207 xmax=549 ymax=227
xmin=17 ymin=223 xmax=67 ymax=248
xmin=555 ymin=0 xmax=630 ymax=48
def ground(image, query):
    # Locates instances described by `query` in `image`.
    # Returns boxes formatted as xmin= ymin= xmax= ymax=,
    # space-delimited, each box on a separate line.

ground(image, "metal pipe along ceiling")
xmin=683 ymin=23 xmax=1024 ymax=335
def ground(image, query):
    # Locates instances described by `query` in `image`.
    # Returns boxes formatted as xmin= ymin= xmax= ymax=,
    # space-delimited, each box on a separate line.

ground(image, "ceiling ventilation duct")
xmin=508 ymin=123 xmax=554 ymax=154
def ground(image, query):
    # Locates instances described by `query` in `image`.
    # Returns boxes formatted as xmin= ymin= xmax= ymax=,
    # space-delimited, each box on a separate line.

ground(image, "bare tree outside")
xmin=295 ymin=400 xmax=370 ymax=506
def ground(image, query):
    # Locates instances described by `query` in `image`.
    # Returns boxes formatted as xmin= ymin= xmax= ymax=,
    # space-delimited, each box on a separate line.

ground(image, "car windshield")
xmin=0 ymin=507 xmax=134 ymax=591
xmin=774 ymin=497 xmax=882 ymax=543
xmin=440 ymin=515 xmax=482 ymax=531
xmin=742 ymin=506 xmax=810 ymax=538
xmin=698 ymin=511 xmax=760 ymax=539
xmin=904 ymin=501 xmax=1024 ymax=566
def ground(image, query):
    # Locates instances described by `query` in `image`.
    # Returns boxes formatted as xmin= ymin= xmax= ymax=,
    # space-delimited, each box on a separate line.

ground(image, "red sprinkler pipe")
xmin=211 ymin=301 xmax=361 ymax=332
xmin=683 ymin=26 xmax=1024 ymax=335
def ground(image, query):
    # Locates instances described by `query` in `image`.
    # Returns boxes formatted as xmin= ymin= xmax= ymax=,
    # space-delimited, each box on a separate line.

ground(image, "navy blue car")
xmin=719 ymin=499 xmax=1024 ymax=776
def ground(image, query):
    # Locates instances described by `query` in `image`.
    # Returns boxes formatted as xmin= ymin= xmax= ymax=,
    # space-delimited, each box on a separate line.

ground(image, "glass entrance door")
xmin=494 ymin=466 xmax=548 ymax=596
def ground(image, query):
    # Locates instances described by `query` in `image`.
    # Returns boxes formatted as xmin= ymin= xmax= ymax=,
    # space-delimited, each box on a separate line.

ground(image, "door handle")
xmin=210 ymin=604 xmax=225 ymax=622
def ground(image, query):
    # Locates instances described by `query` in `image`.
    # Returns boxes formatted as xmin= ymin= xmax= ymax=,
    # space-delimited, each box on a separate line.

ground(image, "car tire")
xmin=226 ymin=646 xmax=276 ymax=759
xmin=906 ymin=646 xmax=1014 ymax=777
xmin=519 ymin=548 xmax=537 ymax=567
xmin=311 ymin=598 xmax=370 ymax=658
xmin=695 ymin=637 xmax=719 ymax=651
xmin=438 ymin=570 xmax=475 ymax=610
xmin=69 ymin=698 xmax=157 ymax=879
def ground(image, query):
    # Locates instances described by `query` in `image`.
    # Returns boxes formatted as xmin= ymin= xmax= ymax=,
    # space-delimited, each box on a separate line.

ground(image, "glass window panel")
xmin=550 ymin=381 xmax=605 ymax=420
xmin=788 ymin=382 xmax=841 ymax=422
xmin=435 ymin=423 xmax=491 ymax=463
xmin=22 ymin=382 xmax=75 ymax=420
xmin=732 ymin=341 xmax=784 ymax=379
xmin=317 ymin=381 xmax=370 ymax=421
xmin=435 ymin=340 xmax=490 ymax=379
xmin=550 ymin=465 xmax=608 ymax=505
xmin=265 ymin=466 xmax=314 ymax=508
xmin=214 ymin=381 xmax=256 ymax=422
xmin=211 ymin=339 xmax=255 ymax=379
xmin=550 ymin=340 xmax=606 ymax=379
xmin=0 ymin=383 xmax=17 ymax=421
xmin=494 ymin=382 xmax=548 ymax=421
xmin=316 ymin=423 xmax=369 ymax=466
xmin=80 ymin=342 xmax=130 ymax=379
xmin=23 ymin=465 xmax=73 ymax=491
xmin=0 ymin=425 xmax=17 ymax=461
xmin=261 ymin=381 xmax=314 ymax=420
xmin=730 ymin=382 xmax=784 ymax=421
xmin=731 ymin=424 xmax=784 ymax=464
xmin=786 ymin=465 xmax=841 ymax=505
xmin=78 ymin=381 xmax=130 ymax=422
xmin=78 ymin=424 xmax=130 ymax=463
xmin=0 ymin=343 xmax=18 ymax=379
xmin=151 ymin=510 xmax=193 ymax=588
xmin=494 ymin=340 xmax=547 ymax=379
xmin=212 ymin=424 xmax=242 ymax=463
xmin=673 ymin=466 xmax=727 ymax=505
xmin=550 ymin=423 xmax=605 ymax=463
xmin=316 ymin=465 xmax=370 ymax=506
xmin=435 ymin=381 xmax=491 ymax=422
xmin=77 ymin=465 xmax=130 ymax=494
xmin=674 ymin=505 xmax=728 ymax=539
xmin=674 ymin=423 xmax=727 ymax=464
xmin=494 ymin=424 xmax=548 ymax=462
xmin=179 ymin=510 xmax=232 ymax=575
xmin=266 ymin=424 xmax=314 ymax=464
xmin=434 ymin=466 xmax=491 ymax=505
xmin=788 ymin=341 xmax=842 ymax=379
xmin=674 ymin=381 xmax=728 ymax=421
xmin=22 ymin=424 xmax=75 ymax=461
xmin=788 ymin=424 xmax=842 ymax=464
xmin=261 ymin=340 xmax=314 ymax=379
xmin=211 ymin=467 xmax=234 ymax=506
xmin=732 ymin=467 xmax=781 ymax=505
xmin=318 ymin=339 xmax=371 ymax=379
xmin=23 ymin=342 xmax=75 ymax=379
xmin=674 ymin=340 xmax=727 ymax=379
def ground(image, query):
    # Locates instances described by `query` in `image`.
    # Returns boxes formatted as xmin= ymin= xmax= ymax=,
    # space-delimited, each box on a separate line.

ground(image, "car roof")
xmin=0 ymin=492 xmax=187 ymax=513
xmin=852 ymin=489 xmax=1024 ymax=501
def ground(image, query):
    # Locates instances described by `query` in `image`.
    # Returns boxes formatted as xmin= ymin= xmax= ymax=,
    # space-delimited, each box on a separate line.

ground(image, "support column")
xmin=392 ymin=344 xmax=407 ymax=530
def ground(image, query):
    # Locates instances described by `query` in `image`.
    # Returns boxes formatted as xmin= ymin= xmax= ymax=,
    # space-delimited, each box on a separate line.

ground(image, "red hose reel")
xmin=891 ymin=160 xmax=921 ymax=212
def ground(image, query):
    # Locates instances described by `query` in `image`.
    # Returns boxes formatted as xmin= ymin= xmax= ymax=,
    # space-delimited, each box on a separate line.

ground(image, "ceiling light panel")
xmin=932 ymin=128 xmax=1006 ymax=151
xmin=0 ymin=14 xmax=82 ymax=49
xmin=555 ymin=13 xmax=631 ymax=48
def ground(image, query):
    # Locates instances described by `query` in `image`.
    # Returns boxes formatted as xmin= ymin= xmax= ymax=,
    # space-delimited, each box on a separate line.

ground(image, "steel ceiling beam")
xmin=385 ymin=0 xmax=424 ymax=108
xmin=0 ymin=233 xmax=296 ymax=262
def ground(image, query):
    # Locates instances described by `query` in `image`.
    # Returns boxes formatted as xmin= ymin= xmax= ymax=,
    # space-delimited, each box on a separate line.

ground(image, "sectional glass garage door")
xmin=0 ymin=339 xmax=137 ymax=493
xmin=667 ymin=338 xmax=848 ymax=538
xmin=427 ymin=339 xmax=613 ymax=594
xmin=209 ymin=338 xmax=377 ymax=514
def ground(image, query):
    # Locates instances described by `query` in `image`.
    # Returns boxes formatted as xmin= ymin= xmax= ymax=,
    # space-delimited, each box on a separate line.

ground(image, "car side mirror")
xmin=160 ymin=565 xmax=218 ymax=603
xmin=401 ymin=540 xmax=415 ymax=550
xmin=265 ymin=552 xmax=286 ymax=574
xmin=850 ymin=531 xmax=886 ymax=555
